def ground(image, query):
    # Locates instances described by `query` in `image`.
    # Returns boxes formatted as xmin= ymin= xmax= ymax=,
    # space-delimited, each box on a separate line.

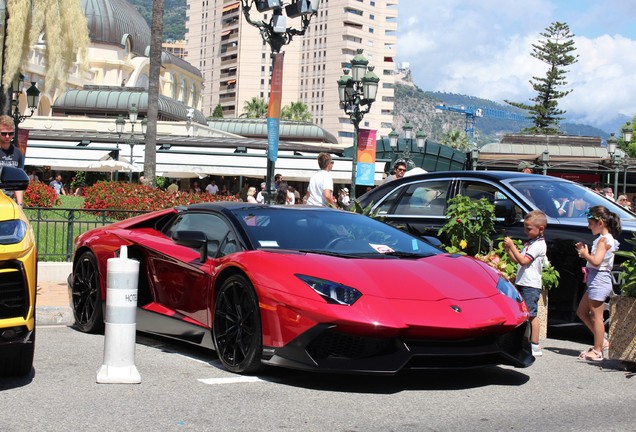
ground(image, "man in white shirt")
xmin=307 ymin=152 xmax=337 ymax=207
xmin=205 ymin=179 xmax=219 ymax=195
xmin=256 ymin=182 xmax=266 ymax=203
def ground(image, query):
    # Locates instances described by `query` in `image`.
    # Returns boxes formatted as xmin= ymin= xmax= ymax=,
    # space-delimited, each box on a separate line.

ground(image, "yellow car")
xmin=0 ymin=167 xmax=36 ymax=376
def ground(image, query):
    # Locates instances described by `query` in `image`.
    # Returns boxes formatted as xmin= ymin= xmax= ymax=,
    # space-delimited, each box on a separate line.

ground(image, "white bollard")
xmin=96 ymin=245 xmax=141 ymax=384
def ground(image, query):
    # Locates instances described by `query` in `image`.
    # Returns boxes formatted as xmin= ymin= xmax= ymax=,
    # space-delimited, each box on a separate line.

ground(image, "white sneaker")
xmin=531 ymin=343 xmax=543 ymax=357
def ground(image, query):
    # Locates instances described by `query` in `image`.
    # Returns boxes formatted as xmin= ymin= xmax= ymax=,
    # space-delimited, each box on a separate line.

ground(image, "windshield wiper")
xmin=381 ymin=251 xmax=432 ymax=258
xmin=297 ymin=249 xmax=360 ymax=258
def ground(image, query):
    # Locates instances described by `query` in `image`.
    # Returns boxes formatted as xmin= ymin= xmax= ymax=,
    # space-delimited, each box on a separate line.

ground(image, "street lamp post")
xmin=241 ymin=0 xmax=320 ymax=203
xmin=115 ymin=104 xmax=147 ymax=183
xmin=471 ymin=147 xmax=480 ymax=171
xmin=607 ymin=133 xmax=621 ymax=197
xmin=387 ymin=119 xmax=426 ymax=171
xmin=540 ymin=150 xmax=550 ymax=176
xmin=622 ymin=123 xmax=633 ymax=194
xmin=337 ymin=49 xmax=379 ymax=200
xmin=10 ymin=73 xmax=40 ymax=147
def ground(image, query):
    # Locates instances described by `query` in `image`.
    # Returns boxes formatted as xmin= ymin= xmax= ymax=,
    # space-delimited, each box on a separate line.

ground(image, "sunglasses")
xmin=396 ymin=168 xmax=406 ymax=172
xmin=0 ymin=131 xmax=14 ymax=136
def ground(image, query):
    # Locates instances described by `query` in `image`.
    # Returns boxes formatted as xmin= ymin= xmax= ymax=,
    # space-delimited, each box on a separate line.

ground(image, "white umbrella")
xmin=86 ymin=159 xmax=142 ymax=172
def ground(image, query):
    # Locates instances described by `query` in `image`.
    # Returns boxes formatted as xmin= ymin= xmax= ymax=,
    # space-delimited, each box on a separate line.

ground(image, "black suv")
xmin=358 ymin=171 xmax=636 ymax=324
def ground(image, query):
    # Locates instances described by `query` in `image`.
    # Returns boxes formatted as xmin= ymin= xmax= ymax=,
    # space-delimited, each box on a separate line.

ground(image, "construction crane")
xmin=434 ymin=104 xmax=529 ymax=148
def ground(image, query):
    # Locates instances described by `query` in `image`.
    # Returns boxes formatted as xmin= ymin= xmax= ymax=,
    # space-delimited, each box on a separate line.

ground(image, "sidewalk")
xmin=36 ymin=262 xmax=74 ymax=326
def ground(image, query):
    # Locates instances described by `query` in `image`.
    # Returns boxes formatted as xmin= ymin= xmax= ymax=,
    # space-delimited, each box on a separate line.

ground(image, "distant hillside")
xmin=394 ymin=82 xmax=609 ymax=146
xmin=128 ymin=0 xmax=186 ymax=41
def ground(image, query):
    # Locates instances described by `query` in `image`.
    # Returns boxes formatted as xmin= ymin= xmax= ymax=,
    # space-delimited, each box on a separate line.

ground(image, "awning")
xmin=24 ymin=139 xmax=388 ymax=184
xmin=222 ymin=2 xmax=239 ymax=13
xmin=226 ymin=79 xmax=236 ymax=85
xmin=221 ymin=30 xmax=232 ymax=37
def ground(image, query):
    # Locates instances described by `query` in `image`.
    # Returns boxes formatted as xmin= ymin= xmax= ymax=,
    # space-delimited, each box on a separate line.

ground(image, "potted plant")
xmin=610 ymin=234 xmax=636 ymax=365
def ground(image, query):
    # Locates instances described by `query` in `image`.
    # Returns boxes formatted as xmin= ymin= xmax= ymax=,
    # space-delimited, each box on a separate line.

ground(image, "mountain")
xmin=128 ymin=0 xmax=186 ymax=41
xmin=393 ymin=77 xmax=610 ymax=147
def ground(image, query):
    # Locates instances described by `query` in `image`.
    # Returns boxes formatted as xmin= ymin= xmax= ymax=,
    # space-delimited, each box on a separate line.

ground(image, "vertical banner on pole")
xmin=267 ymin=52 xmax=285 ymax=163
xmin=356 ymin=129 xmax=377 ymax=186
xmin=17 ymin=129 xmax=29 ymax=157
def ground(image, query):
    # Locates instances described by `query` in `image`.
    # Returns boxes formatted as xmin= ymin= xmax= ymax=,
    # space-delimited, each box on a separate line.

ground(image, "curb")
xmin=37 ymin=306 xmax=74 ymax=326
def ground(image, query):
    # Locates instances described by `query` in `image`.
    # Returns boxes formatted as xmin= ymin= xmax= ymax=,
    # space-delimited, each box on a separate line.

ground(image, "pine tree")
xmin=212 ymin=103 xmax=224 ymax=118
xmin=506 ymin=22 xmax=578 ymax=135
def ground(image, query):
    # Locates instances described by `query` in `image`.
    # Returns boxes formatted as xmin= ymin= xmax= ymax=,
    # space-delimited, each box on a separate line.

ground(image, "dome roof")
xmin=82 ymin=0 xmax=151 ymax=56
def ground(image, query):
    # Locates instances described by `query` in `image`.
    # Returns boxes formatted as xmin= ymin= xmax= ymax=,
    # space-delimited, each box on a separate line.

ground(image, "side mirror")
xmin=172 ymin=230 xmax=211 ymax=263
xmin=421 ymin=235 xmax=443 ymax=249
xmin=0 ymin=166 xmax=29 ymax=191
xmin=494 ymin=199 xmax=519 ymax=225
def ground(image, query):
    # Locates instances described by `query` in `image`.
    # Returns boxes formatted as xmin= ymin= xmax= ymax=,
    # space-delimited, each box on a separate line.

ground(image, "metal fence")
xmin=25 ymin=208 xmax=148 ymax=262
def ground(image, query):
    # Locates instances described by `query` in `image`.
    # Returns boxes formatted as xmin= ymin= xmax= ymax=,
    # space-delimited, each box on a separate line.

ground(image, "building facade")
xmin=185 ymin=0 xmax=398 ymax=147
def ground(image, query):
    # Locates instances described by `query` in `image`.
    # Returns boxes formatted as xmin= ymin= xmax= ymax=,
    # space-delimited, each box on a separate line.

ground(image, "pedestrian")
xmin=602 ymin=187 xmax=615 ymax=201
xmin=167 ymin=179 xmax=179 ymax=192
xmin=575 ymin=205 xmax=621 ymax=361
xmin=0 ymin=114 xmax=25 ymax=206
xmin=617 ymin=194 xmax=631 ymax=210
xmin=205 ymin=179 xmax=219 ymax=195
xmin=383 ymin=160 xmax=407 ymax=184
xmin=246 ymin=186 xmax=257 ymax=203
xmin=256 ymin=182 xmax=266 ymax=203
xmin=517 ymin=161 xmax=534 ymax=174
xmin=306 ymin=152 xmax=337 ymax=207
xmin=503 ymin=210 xmax=548 ymax=357
xmin=49 ymin=174 xmax=67 ymax=196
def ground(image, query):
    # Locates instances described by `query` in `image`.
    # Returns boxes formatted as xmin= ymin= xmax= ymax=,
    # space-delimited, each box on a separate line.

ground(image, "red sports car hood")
xmin=244 ymin=251 xmax=500 ymax=301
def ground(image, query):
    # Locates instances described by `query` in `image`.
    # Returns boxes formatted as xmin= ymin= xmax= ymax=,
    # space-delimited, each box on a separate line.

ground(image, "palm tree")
xmin=1 ymin=1 xmax=90 ymax=96
xmin=281 ymin=101 xmax=312 ymax=122
xmin=240 ymin=97 xmax=268 ymax=118
xmin=441 ymin=129 xmax=469 ymax=150
xmin=144 ymin=0 xmax=165 ymax=188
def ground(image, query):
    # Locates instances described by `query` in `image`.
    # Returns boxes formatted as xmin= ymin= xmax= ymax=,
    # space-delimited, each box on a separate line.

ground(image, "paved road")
xmin=1 ymin=325 xmax=634 ymax=432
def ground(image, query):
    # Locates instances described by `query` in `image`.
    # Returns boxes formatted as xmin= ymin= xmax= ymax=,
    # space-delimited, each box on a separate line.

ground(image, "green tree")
xmin=240 ymin=97 xmax=268 ymax=118
xmin=281 ymin=101 xmax=312 ymax=122
xmin=441 ymin=129 xmax=469 ymax=150
xmin=621 ymin=116 xmax=636 ymax=157
xmin=506 ymin=22 xmax=578 ymax=135
xmin=211 ymin=103 xmax=224 ymax=118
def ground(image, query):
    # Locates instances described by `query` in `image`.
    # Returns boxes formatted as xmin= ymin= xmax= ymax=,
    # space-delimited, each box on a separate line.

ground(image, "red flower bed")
xmin=83 ymin=181 xmax=239 ymax=219
xmin=23 ymin=182 xmax=61 ymax=208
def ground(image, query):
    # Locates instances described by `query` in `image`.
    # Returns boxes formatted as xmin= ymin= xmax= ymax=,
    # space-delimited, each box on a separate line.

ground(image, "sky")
xmin=396 ymin=0 xmax=636 ymax=132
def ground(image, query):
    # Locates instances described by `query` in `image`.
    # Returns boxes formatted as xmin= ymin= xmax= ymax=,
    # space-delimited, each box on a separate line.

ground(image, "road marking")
xmin=198 ymin=376 xmax=265 ymax=385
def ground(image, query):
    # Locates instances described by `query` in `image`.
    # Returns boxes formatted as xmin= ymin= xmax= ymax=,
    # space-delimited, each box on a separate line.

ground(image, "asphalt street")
xmin=1 ymin=325 xmax=634 ymax=432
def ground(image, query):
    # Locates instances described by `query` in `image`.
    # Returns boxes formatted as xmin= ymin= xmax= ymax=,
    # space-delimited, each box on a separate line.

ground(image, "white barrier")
xmin=96 ymin=246 xmax=141 ymax=384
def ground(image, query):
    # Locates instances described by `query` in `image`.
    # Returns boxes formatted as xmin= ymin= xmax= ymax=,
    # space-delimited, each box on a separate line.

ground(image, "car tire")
xmin=0 ymin=328 xmax=35 ymax=377
xmin=213 ymin=274 xmax=262 ymax=374
xmin=71 ymin=251 xmax=104 ymax=334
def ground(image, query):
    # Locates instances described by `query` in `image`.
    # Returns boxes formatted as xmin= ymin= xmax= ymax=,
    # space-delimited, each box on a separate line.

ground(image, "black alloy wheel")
xmin=71 ymin=251 xmax=104 ymax=333
xmin=213 ymin=274 xmax=262 ymax=374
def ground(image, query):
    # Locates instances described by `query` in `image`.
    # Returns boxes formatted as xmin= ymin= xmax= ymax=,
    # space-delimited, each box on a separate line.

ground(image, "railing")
xmin=25 ymin=208 xmax=149 ymax=262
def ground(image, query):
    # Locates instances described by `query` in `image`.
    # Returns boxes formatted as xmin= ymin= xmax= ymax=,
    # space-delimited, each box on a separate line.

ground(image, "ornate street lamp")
xmin=10 ymin=73 xmax=40 ymax=146
xmin=387 ymin=120 xmax=426 ymax=171
xmin=337 ymin=49 xmax=379 ymax=200
xmin=115 ymin=104 xmax=147 ymax=183
xmin=622 ymin=122 xmax=633 ymax=144
xmin=241 ymin=0 xmax=320 ymax=202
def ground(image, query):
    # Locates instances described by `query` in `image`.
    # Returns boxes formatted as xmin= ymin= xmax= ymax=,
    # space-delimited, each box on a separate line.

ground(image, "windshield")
xmin=507 ymin=178 xmax=635 ymax=220
xmin=231 ymin=207 xmax=440 ymax=257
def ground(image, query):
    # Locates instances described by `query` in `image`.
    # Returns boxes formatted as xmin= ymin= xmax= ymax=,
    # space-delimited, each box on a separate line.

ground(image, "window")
xmin=390 ymin=181 xmax=451 ymax=217
xmin=166 ymin=212 xmax=240 ymax=257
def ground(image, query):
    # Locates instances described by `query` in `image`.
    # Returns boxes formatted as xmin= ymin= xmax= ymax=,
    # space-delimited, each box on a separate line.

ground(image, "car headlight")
xmin=0 ymin=219 xmax=27 ymax=245
xmin=296 ymin=274 xmax=362 ymax=306
xmin=497 ymin=277 xmax=523 ymax=303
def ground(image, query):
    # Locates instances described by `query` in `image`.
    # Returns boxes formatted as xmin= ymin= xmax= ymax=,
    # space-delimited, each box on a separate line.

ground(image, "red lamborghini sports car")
xmin=68 ymin=202 xmax=533 ymax=374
